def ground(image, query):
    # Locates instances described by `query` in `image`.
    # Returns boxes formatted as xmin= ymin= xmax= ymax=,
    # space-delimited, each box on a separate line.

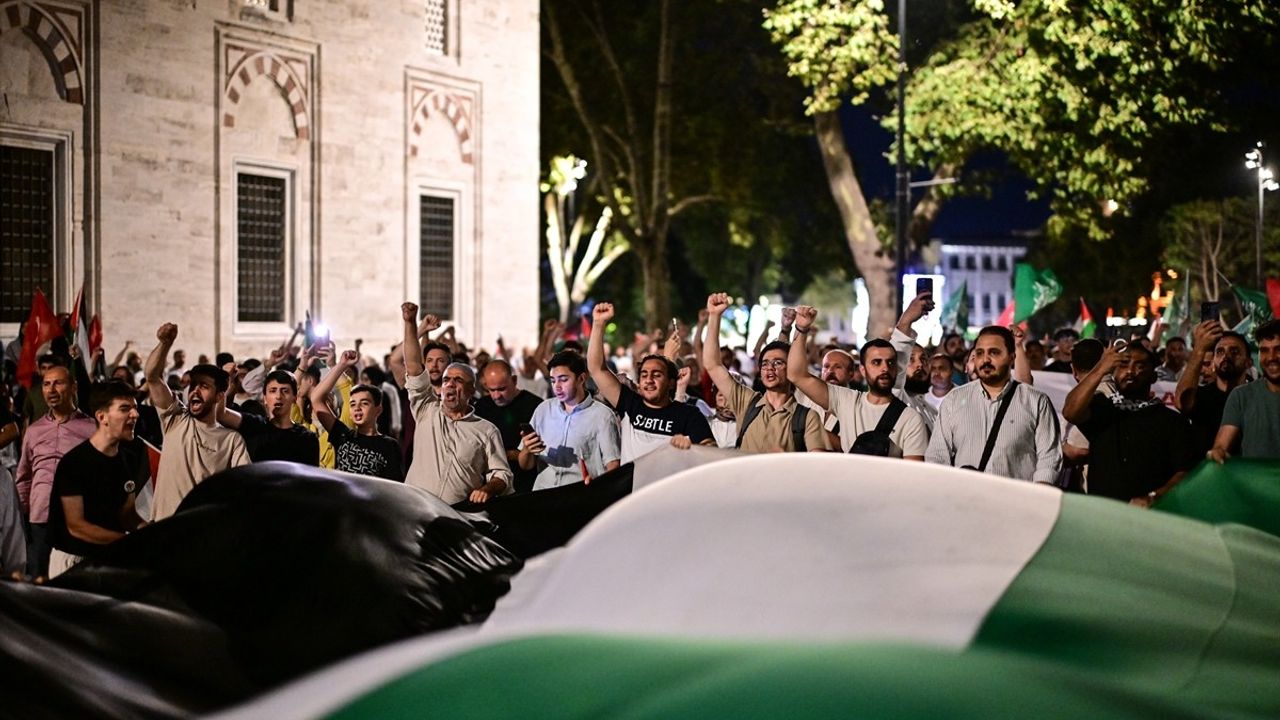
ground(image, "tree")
xmin=1160 ymin=197 xmax=1280 ymax=306
xmin=542 ymin=155 xmax=629 ymax=324
xmin=543 ymin=0 xmax=715 ymax=326
xmin=765 ymin=0 xmax=1275 ymax=334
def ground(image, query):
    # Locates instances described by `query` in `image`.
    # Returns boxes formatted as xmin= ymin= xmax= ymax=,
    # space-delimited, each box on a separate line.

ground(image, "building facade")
xmin=937 ymin=238 xmax=1028 ymax=328
xmin=0 ymin=0 xmax=539 ymax=359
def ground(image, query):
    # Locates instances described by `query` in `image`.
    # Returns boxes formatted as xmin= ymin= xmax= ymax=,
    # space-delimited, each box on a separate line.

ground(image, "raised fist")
xmin=794 ymin=306 xmax=818 ymax=331
xmin=706 ymin=292 xmax=731 ymax=315
xmin=401 ymin=303 xmax=419 ymax=323
xmin=156 ymin=323 xmax=178 ymax=344
xmin=1011 ymin=324 xmax=1026 ymax=343
xmin=339 ymin=349 xmax=359 ymax=366
xmin=677 ymin=366 xmax=692 ymax=386
xmin=780 ymin=307 xmax=797 ymax=327
xmin=420 ymin=314 xmax=442 ymax=333
xmin=593 ymin=303 xmax=615 ymax=323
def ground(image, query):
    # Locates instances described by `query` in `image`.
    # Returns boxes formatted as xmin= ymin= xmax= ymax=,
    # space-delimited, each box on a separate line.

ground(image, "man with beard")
xmin=788 ymin=306 xmax=928 ymax=458
xmin=218 ymin=370 xmax=319 ymax=465
xmin=703 ymin=293 xmax=825 ymax=453
xmin=941 ymin=332 xmax=969 ymax=387
xmin=14 ymin=365 xmax=95 ymax=579
xmin=311 ymin=350 xmax=403 ymax=481
xmin=1175 ymin=322 xmax=1250 ymax=456
xmin=1023 ymin=338 xmax=1047 ymax=371
xmin=47 ymin=381 xmax=148 ymax=576
xmin=926 ymin=326 xmax=1061 ymax=483
xmin=588 ymin=302 xmax=714 ymax=463
xmin=475 ymin=359 xmax=543 ymax=492
xmin=146 ymin=324 xmax=250 ymax=521
xmin=1063 ymin=342 xmax=1196 ymax=504
xmin=401 ymin=303 xmax=511 ymax=504
xmin=1156 ymin=336 xmax=1188 ymax=382
xmin=518 ymin=351 xmax=620 ymax=489
xmin=925 ymin=354 xmax=954 ymax=411
xmin=888 ymin=292 xmax=940 ymax=433
xmin=1210 ymin=320 xmax=1280 ymax=461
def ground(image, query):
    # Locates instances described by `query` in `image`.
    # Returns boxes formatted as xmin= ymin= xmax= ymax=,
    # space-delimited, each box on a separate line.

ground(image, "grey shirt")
xmin=926 ymin=379 xmax=1063 ymax=484
xmin=1221 ymin=379 xmax=1280 ymax=459
xmin=527 ymin=394 xmax=621 ymax=490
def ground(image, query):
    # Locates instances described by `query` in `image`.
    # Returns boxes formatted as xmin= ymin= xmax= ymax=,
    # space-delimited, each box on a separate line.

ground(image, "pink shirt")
xmin=15 ymin=411 xmax=96 ymax=524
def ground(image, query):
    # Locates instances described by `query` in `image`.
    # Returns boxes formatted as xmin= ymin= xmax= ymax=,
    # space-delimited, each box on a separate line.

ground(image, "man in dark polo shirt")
xmin=1063 ymin=341 xmax=1196 ymax=505
xmin=474 ymin=359 xmax=543 ymax=492
xmin=219 ymin=369 xmax=320 ymax=465
xmin=1174 ymin=321 xmax=1250 ymax=456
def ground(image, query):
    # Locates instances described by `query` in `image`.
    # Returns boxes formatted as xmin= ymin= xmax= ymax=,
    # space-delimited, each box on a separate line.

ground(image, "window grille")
xmin=965 ymin=256 xmax=976 ymax=270
xmin=237 ymin=173 xmax=288 ymax=322
xmin=425 ymin=0 xmax=447 ymax=55
xmin=0 ymin=146 xmax=55 ymax=323
xmin=419 ymin=195 xmax=455 ymax=318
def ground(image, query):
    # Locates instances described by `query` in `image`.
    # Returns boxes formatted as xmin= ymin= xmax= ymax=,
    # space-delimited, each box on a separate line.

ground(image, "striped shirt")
xmin=925 ymin=379 xmax=1062 ymax=484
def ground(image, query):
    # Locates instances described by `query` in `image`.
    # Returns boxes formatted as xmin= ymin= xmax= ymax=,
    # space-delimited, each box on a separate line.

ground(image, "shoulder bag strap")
xmin=977 ymin=381 xmax=1018 ymax=472
xmin=734 ymin=393 xmax=766 ymax=449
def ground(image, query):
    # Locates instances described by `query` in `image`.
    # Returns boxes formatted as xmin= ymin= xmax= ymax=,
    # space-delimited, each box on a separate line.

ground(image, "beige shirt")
xmin=404 ymin=371 xmax=513 ymax=504
xmin=725 ymin=381 xmax=826 ymax=453
xmin=825 ymin=384 xmax=931 ymax=457
xmin=150 ymin=401 xmax=251 ymax=521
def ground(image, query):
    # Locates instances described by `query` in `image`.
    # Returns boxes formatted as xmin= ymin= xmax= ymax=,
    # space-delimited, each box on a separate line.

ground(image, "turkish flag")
xmin=16 ymin=289 xmax=62 ymax=388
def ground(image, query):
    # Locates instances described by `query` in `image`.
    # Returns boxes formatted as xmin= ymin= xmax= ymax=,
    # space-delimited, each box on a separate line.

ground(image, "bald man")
xmin=474 ymin=358 xmax=543 ymax=492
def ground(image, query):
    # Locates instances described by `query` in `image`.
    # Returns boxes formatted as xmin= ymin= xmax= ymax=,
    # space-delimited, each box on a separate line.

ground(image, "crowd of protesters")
xmin=2 ymin=291 xmax=1278 ymax=582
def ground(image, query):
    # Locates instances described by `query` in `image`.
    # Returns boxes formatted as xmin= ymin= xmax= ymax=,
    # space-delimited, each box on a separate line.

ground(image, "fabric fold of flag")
xmin=1013 ymin=263 xmax=1062 ymax=324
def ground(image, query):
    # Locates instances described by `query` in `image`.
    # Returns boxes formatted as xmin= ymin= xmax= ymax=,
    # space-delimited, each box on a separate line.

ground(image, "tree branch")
xmin=648 ymin=0 xmax=674 ymax=236
xmin=670 ymin=194 xmax=719 ymax=217
xmin=585 ymin=0 xmax=648 ymax=221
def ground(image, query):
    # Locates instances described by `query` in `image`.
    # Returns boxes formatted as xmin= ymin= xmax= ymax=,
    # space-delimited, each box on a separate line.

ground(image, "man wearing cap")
xmin=145 ymin=323 xmax=250 ymax=521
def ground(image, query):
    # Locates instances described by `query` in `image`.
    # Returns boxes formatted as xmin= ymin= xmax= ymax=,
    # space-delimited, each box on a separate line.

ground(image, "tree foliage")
xmin=541 ymin=155 xmax=630 ymax=324
xmin=1160 ymin=197 xmax=1280 ymax=305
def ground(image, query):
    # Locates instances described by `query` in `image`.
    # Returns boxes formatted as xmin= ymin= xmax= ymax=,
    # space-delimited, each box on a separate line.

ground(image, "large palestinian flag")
xmin=215 ymin=454 xmax=1280 ymax=720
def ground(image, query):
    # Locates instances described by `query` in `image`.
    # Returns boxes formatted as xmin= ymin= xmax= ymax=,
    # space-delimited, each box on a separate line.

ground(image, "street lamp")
xmin=1244 ymin=141 xmax=1279 ymax=288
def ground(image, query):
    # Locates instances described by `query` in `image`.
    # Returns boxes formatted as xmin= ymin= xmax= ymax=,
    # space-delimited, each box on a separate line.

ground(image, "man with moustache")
xmin=1063 ymin=342 xmax=1196 ymax=504
xmin=518 ymin=350 xmax=620 ymax=489
xmin=1175 ymin=321 xmax=1251 ymax=456
xmin=14 ymin=364 xmax=95 ymax=579
xmin=926 ymin=326 xmax=1062 ymax=483
xmin=400 ymin=303 xmax=511 ymax=504
xmin=146 ymin=323 xmax=250 ymax=521
xmin=475 ymin=359 xmax=543 ymax=492
xmin=588 ymin=302 xmax=714 ymax=463
xmin=47 ymin=381 xmax=149 ymax=576
xmin=311 ymin=350 xmax=403 ymax=481
xmin=1210 ymin=320 xmax=1280 ymax=462
xmin=703 ymin=293 xmax=825 ymax=453
xmin=924 ymin=354 xmax=955 ymax=411
xmin=218 ymin=369 xmax=319 ymax=465
xmin=788 ymin=306 xmax=928 ymax=459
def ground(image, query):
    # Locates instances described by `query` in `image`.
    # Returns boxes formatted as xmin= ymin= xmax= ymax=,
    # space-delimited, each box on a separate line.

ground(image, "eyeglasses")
xmin=759 ymin=359 xmax=787 ymax=369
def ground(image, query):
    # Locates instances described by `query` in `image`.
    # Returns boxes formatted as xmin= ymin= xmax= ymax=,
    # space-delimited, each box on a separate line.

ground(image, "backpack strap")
xmin=734 ymin=393 xmax=766 ymax=449
xmin=789 ymin=405 xmax=810 ymax=453
xmin=977 ymin=381 xmax=1018 ymax=472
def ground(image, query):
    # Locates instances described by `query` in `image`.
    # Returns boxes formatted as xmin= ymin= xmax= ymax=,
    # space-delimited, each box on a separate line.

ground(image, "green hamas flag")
xmin=939 ymin=279 xmax=970 ymax=331
xmin=1163 ymin=279 xmax=1191 ymax=336
xmin=1013 ymin=263 xmax=1063 ymax=324
xmin=1231 ymin=286 xmax=1275 ymax=340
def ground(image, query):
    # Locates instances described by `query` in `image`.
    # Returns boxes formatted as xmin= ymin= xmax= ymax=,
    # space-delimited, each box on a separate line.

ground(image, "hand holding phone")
xmin=915 ymin=277 xmax=934 ymax=297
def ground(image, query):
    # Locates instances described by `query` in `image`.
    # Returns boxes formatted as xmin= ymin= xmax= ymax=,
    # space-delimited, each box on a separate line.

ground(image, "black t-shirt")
xmin=329 ymin=422 xmax=403 ymax=482
xmin=474 ymin=390 xmax=542 ymax=492
xmin=1078 ymin=394 xmax=1197 ymax=501
xmin=1187 ymin=383 xmax=1231 ymax=457
xmin=237 ymin=412 xmax=320 ymax=465
xmin=49 ymin=439 xmax=147 ymax=557
xmin=614 ymin=386 xmax=714 ymax=461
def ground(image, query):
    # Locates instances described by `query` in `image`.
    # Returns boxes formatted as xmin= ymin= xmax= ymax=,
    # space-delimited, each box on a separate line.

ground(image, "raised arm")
xmin=1012 ymin=324 xmax=1033 ymax=386
xmin=776 ymin=307 xmax=795 ymax=343
xmin=1175 ymin=321 xmax=1220 ymax=413
xmin=1062 ymin=344 xmax=1121 ymax=425
xmin=145 ymin=323 xmax=178 ymax=411
xmin=402 ymin=302 xmax=425 ymax=378
xmin=786 ymin=306 xmax=831 ymax=410
xmin=311 ymin=349 xmax=358 ymax=432
xmin=587 ymin=302 xmax=622 ymax=406
xmin=703 ymin=293 xmax=740 ymax=397
xmin=108 ymin=341 xmax=133 ymax=374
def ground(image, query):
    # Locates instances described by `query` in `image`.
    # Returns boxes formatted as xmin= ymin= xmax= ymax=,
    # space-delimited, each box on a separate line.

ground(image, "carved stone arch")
xmin=408 ymin=91 xmax=474 ymax=164
xmin=0 ymin=1 xmax=84 ymax=104
xmin=222 ymin=51 xmax=311 ymax=141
